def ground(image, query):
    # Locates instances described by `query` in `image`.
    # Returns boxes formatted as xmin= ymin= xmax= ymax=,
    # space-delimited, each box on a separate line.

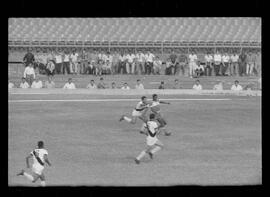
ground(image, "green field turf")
xmin=8 ymin=93 xmax=261 ymax=186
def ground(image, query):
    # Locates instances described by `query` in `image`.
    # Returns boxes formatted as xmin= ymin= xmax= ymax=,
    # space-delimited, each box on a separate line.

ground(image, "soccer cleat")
xmin=135 ymin=159 xmax=140 ymax=164
xmin=148 ymin=152 xmax=153 ymax=159
xmin=16 ymin=169 xmax=24 ymax=176
xmin=119 ymin=115 xmax=125 ymax=122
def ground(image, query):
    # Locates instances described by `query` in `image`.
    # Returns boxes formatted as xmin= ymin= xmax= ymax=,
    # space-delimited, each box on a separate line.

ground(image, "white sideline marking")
xmin=8 ymin=98 xmax=232 ymax=103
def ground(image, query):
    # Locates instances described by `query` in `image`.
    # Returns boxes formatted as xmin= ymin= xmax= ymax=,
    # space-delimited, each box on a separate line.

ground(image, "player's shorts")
xmin=32 ymin=163 xmax=44 ymax=175
xmin=132 ymin=109 xmax=143 ymax=117
xmin=146 ymin=136 xmax=158 ymax=146
xmin=155 ymin=113 xmax=167 ymax=126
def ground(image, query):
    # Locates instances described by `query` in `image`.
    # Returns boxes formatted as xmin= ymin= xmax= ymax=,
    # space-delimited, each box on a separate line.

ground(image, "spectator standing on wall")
xmin=204 ymin=52 xmax=213 ymax=76
xmin=230 ymin=52 xmax=239 ymax=76
xmin=118 ymin=52 xmax=126 ymax=75
xmin=255 ymin=51 xmax=261 ymax=77
xmin=63 ymin=49 xmax=70 ymax=75
xmin=70 ymin=50 xmax=79 ymax=75
xmin=55 ymin=50 xmax=63 ymax=75
xmin=188 ymin=51 xmax=198 ymax=78
xmin=178 ymin=53 xmax=188 ymax=76
xmin=80 ymin=49 xmax=88 ymax=75
xmin=169 ymin=50 xmax=178 ymax=75
xmin=23 ymin=48 xmax=35 ymax=67
xmin=239 ymin=51 xmax=247 ymax=76
xmin=213 ymin=51 xmax=222 ymax=76
xmin=221 ymin=52 xmax=230 ymax=76
xmin=146 ymin=51 xmax=155 ymax=75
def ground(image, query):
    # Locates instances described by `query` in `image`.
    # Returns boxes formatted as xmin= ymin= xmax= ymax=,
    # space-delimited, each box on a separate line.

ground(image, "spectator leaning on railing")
xmin=135 ymin=79 xmax=144 ymax=89
xmin=231 ymin=80 xmax=243 ymax=91
xmin=20 ymin=77 xmax=30 ymax=89
xmin=44 ymin=76 xmax=55 ymax=89
xmin=31 ymin=77 xmax=43 ymax=89
xmin=63 ymin=78 xmax=76 ymax=89
xmin=239 ymin=51 xmax=247 ymax=77
xmin=23 ymin=63 xmax=35 ymax=86
xmin=192 ymin=80 xmax=202 ymax=90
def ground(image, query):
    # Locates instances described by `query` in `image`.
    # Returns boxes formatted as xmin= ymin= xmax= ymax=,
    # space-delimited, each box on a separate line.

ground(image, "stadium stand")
xmin=8 ymin=18 xmax=261 ymax=47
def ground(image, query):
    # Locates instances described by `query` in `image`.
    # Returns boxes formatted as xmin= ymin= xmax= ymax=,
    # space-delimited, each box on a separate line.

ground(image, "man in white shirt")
xmin=135 ymin=79 xmax=144 ymax=89
xmin=9 ymin=80 xmax=15 ymax=89
xmin=192 ymin=80 xmax=203 ymax=90
xmin=23 ymin=63 xmax=36 ymax=86
xmin=63 ymin=78 xmax=76 ymax=89
xmin=137 ymin=51 xmax=145 ymax=74
xmin=188 ymin=51 xmax=198 ymax=78
xmin=55 ymin=50 xmax=63 ymax=75
xmin=205 ymin=52 xmax=213 ymax=76
xmin=230 ymin=53 xmax=239 ymax=76
xmin=20 ymin=77 xmax=30 ymax=89
xmin=213 ymin=81 xmax=223 ymax=90
xmin=231 ymin=80 xmax=243 ymax=91
xmin=221 ymin=53 xmax=230 ymax=76
xmin=213 ymin=51 xmax=222 ymax=76
xmin=146 ymin=51 xmax=155 ymax=75
xmin=70 ymin=50 xmax=79 ymax=75
xmin=121 ymin=82 xmax=130 ymax=90
xmin=31 ymin=77 xmax=43 ymax=89
xmin=44 ymin=76 xmax=55 ymax=89
xmin=63 ymin=50 xmax=71 ymax=75
xmin=86 ymin=79 xmax=97 ymax=89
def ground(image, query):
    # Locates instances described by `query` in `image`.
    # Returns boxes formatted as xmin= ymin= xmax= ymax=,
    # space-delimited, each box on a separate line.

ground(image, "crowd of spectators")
xmin=20 ymin=48 xmax=261 ymax=79
xmin=9 ymin=76 xmax=261 ymax=91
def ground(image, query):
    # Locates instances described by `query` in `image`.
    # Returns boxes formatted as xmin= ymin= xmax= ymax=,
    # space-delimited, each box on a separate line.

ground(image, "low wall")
xmin=9 ymin=88 xmax=261 ymax=96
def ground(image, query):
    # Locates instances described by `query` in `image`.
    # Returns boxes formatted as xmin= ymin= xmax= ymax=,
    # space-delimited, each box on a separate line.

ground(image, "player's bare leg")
xmin=148 ymin=140 xmax=164 ymax=159
xmin=157 ymin=116 xmax=171 ymax=136
xmin=135 ymin=145 xmax=154 ymax=164
xmin=39 ymin=173 xmax=46 ymax=186
xmin=119 ymin=115 xmax=137 ymax=124
xmin=17 ymin=169 xmax=40 ymax=183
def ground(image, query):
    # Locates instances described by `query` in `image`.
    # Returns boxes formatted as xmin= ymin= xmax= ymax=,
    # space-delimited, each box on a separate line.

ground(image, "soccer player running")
xmin=148 ymin=94 xmax=171 ymax=136
xmin=17 ymin=141 xmax=51 ymax=186
xmin=119 ymin=96 xmax=149 ymax=132
xmin=135 ymin=113 xmax=164 ymax=164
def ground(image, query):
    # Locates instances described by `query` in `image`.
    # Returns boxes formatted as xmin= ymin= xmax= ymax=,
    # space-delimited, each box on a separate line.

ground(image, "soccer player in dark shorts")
xmin=147 ymin=94 xmax=172 ymax=136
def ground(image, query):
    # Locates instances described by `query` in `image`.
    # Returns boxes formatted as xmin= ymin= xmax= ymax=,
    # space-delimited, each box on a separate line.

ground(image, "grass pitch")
xmin=8 ymin=93 xmax=261 ymax=186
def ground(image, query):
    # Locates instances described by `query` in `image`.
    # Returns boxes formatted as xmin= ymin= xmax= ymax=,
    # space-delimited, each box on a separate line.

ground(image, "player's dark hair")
xmin=100 ymin=77 xmax=103 ymax=80
xmin=149 ymin=113 xmax=155 ymax=120
xmin=152 ymin=94 xmax=157 ymax=98
xmin=37 ymin=141 xmax=44 ymax=148
xmin=141 ymin=96 xmax=146 ymax=100
xmin=137 ymin=79 xmax=140 ymax=82
xmin=235 ymin=80 xmax=239 ymax=83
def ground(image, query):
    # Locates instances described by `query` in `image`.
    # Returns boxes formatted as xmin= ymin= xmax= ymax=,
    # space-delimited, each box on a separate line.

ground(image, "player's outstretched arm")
xmin=159 ymin=101 xmax=171 ymax=105
xmin=44 ymin=154 xmax=52 ymax=166
xmin=26 ymin=154 xmax=32 ymax=168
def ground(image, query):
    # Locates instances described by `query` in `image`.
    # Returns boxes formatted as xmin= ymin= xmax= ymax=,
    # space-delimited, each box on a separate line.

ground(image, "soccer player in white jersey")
xmin=135 ymin=113 xmax=164 ymax=164
xmin=119 ymin=96 xmax=149 ymax=131
xmin=148 ymin=94 xmax=171 ymax=136
xmin=17 ymin=141 xmax=51 ymax=186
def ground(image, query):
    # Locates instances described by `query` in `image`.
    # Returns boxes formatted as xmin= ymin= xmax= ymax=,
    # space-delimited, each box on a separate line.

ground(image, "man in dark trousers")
xmin=239 ymin=51 xmax=247 ymax=76
xmin=169 ymin=50 xmax=178 ymax=75
xmin=23 ymin=48 xmax=35 ymax=67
